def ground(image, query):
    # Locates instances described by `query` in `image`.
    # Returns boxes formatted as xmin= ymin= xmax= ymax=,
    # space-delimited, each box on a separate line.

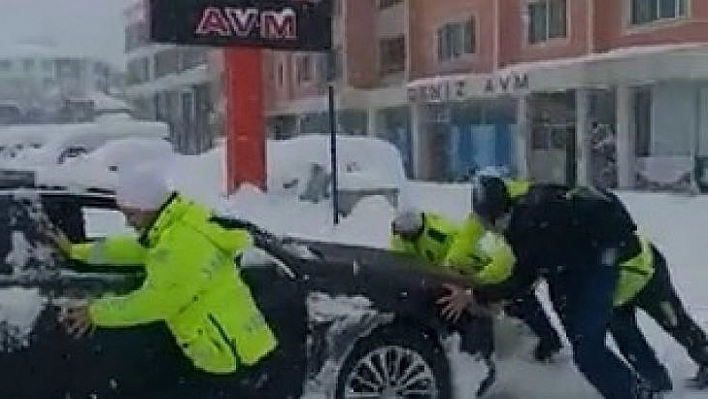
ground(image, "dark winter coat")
xmin=523 ymin=185 xmax=638 ymax=264
xmin=486 ymin=184 xmax=641 ymax=301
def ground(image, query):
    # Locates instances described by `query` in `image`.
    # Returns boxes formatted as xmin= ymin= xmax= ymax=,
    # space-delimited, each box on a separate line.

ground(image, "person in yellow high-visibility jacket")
xmin=50 ymin=166 xmax=277 ymax=375
xmin=609 ymin=234 xmax=708 ymax=392
xmin=503 ymin=178 xmax=708 ymax=390
xmin=469 ymin=175 xmax=708 ymax=392
xmin=390 ymin=210 xmax=563 ymax=362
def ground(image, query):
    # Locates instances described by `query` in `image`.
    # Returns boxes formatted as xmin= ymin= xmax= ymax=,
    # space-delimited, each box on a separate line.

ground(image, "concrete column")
xmin=575 ymin=89 xmax=591 ymax=185
xmin=367 ymin=108 xmax=378 ymax=137
xmin=515 ymin=95 xmax=530 ymax=179
xmin=410 ymin=102 xmax=426 ymax=179
xmin=616 ymin=85 xmax=635 ymax=189
xmin=295 ymin=114 xmax=303 ymax=136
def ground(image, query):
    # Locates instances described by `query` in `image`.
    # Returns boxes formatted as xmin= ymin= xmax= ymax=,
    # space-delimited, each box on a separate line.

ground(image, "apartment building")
xmin=263 ymin=0 xmax=414 ymax=175
xmin=265 ymin=0 xmax=708 ymax=189
xmin=0 ymin=41 xmax=125 ymax=124
xmin=124 ymin=0 xmax=219 ymax=154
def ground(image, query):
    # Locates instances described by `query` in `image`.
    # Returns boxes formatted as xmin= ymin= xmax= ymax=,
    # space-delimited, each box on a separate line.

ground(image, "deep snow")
xmin=2 ymin=139 xmax=707 ymax=398
xmin=218 ymin=184 xmax=708 ymax=399
xmin=72 ymin=146 xmax=708 ymax=399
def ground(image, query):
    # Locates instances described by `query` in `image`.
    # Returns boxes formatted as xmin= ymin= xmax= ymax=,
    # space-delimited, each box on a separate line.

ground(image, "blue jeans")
xmin=548 ymin=266 xmax=638 ymax=399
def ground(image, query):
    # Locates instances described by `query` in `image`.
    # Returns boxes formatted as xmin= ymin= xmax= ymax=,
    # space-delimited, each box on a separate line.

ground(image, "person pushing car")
xmin=49 ymin=165 xmax=277 ymax=375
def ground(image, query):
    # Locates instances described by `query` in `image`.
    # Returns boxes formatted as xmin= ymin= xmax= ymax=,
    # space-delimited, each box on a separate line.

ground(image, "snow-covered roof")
xmin=408 ymin=42 xmax=708 ymax=88
xmin=86 ymin=92 xmax=131 ymax=112
xmin=0 ymin=43 xmax=125 ymax=71
xmin=0 ymin=43 xmax=90 ymax=62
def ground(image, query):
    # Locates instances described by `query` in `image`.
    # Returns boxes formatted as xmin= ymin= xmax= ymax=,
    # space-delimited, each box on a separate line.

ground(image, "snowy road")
xmin=81 ymin=174 xmax=708 ymax=399
xmin=223 ymin=183 xmax=708 ymax=399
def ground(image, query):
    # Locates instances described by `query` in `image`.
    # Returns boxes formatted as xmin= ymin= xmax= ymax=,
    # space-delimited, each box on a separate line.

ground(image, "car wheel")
xmin=335 ymin=325 xmax=452 ymax=399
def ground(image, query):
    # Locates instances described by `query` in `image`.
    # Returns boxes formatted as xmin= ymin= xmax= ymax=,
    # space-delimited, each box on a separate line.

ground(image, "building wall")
xmin=499 ymin=0 xmax=591 ymax=66
xmin=261 ymin=0 xmax=708 ymax=186
xmin=594 ymin=0 xmax=708 ymax=51
xmin=345 ymin=0 xmax=378 ymax=88
xmin=408 ymin=0 xmax=495 ymax=79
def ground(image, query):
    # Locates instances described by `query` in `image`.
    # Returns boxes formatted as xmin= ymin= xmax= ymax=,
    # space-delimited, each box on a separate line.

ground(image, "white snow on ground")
xmin=0 ymin=288 xmax=46 ymax=351
xmin=148 ymin=145 xmax=708 ymax=398
xmin=219 ymin=182 xmax=708 ymax=399
xmin=3 ymin=138 xmax=707 ymax=398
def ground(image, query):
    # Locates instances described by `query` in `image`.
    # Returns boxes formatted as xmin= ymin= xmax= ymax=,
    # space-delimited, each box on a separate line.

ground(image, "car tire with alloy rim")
xmin=335 ymin=325 xmax=452 ymax=399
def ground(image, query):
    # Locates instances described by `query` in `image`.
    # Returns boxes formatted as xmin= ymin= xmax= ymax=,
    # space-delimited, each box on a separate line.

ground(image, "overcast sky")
xmin=0 ymin=0 xmax=126 ymax=67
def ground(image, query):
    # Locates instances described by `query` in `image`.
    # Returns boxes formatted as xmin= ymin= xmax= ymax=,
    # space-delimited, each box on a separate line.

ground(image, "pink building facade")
xmin=265 ymin=0 xmax=708 ymax=189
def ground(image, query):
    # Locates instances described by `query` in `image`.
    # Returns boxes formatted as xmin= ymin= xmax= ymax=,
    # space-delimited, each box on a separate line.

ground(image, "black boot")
xmin=633 ymin=377 xmax=666 ymax=399
xmin=649 ymin=367 xmax=673 ymax=393
xmin=688 ymin=365 xmax=708 ymax=389
xmin=533 ymin=338 xmax=562 ymax=362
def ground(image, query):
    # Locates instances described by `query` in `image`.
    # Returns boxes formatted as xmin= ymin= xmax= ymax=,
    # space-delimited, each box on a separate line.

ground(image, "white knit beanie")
xmin=116 ymin=165 xmax=172 ymax=211
xmin=391 ymin=210 xmax=424 ymax=235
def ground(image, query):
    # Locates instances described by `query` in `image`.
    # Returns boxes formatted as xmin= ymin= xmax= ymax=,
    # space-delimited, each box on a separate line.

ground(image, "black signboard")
xmin=149 ymin=0 xmax=332 ymax=51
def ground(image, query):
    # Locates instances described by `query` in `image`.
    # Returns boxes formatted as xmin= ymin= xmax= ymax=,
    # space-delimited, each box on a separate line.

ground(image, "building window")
xmin=277 ymin=63 xmax=284 ymax=87
xmin=437 ymin=18 xmax=475 ymax=62
xmin=0 ymin=60 xmax=12 ymax=71
xmin=527 ymin=0 xmax=567 ymax=44
xmin=379 ymin=36 xmax=406 ymax=75
xmin=631 ymin=0 xmax=687 ymax=25
xmin=127 ymin=57 xmax=150 ymax=85
xmin=154 ymin=49 xmax=180 ymax=78
xmin=180 ymin=48 xmax=208 ymax=71
xmin=379 ymin=0 xmax=403 ymax=9
xmin=297 ymin=55 xmax=313 ymax=82
xmin=22 ymin=59 xmax=35 ymax=72
xmin=125 ymin=21 xmax=150 ymax=53
xmin=316 ymin=53 xmax=329 ymax=83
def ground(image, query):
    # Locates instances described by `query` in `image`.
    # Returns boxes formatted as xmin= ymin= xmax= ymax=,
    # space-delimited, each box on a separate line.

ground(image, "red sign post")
xmin=149 ymin=0 xmax=332 ymax=194
xmin=224 ymin=48 xmax=265 ymax=192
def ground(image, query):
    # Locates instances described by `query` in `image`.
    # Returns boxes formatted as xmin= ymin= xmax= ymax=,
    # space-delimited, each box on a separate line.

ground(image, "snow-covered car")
xmin=267 ymin=135 xmax=406 ymax=195
xmin=63 ymin=138 xmax=176 ymax=172
xmin=0 ymin=115 xmax=170 ymax=166
xmin=0 ymin=185 xmax=493 ymax=398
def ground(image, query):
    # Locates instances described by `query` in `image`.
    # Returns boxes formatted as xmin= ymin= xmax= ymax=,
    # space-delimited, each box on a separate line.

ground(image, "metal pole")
xmin=328 ymin=84 xmax=339 ymax=224
xmin=327 ymin=49 xmax=339 ymax=225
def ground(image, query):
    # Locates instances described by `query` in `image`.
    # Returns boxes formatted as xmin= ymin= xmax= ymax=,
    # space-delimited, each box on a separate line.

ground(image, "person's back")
xmin=389 ymin=211 xmax=459 ymax=265
xmin=504 ymin=182 xmax=639 ymax=276
xmin=58 ymin=166 xmax=277 ymax=376
xmin=473 ymin=176 xmax=660 ymax=399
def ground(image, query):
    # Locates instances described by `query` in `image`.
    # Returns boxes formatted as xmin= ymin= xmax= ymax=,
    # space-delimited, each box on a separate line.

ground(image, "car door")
xmin=0 ymin=192 xmax=188 ymax=398
xmin=46 ymin=193 xmax=200 ymax=398
xmin=237 ymin=246 xmax=310 ymax=398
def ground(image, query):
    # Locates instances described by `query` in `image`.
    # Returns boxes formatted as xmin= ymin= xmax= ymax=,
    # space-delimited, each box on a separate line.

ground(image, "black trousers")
xmin=503 ymin=289 xmax=563 ymax=351
xmin=610 ymin=245 xmax=708 ymax=388
xmin=454 ymin=290 xmax=562 ymax=359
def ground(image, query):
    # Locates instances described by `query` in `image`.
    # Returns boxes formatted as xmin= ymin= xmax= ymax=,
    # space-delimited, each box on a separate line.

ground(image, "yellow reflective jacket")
xmin=503 ymin=179 xmax=531 ymax=199
xmin=444 ymin=215 xmax=516 ymax=285
xmin=614 ymin=235 xmax=655 ymax=306
xmin=389 ymin=213 xmax=459 ymax=266
xmin=69 ymin=194 xmax=277 ymax=374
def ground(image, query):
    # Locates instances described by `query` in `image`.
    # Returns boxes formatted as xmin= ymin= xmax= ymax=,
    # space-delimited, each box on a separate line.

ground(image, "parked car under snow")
xmin=0 ymin=185 xmax=493 ymax=398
